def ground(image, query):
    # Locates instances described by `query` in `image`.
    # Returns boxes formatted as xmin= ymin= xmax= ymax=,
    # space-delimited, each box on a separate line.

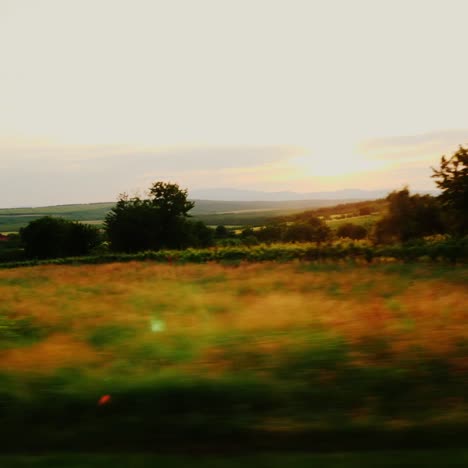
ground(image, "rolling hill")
xmin=0 ymin=198 xmax=369 ymax=232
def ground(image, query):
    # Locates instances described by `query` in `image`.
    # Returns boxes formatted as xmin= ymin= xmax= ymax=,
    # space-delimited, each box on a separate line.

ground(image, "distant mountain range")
xmin=190 ymin=188 xmax=438 ymax=202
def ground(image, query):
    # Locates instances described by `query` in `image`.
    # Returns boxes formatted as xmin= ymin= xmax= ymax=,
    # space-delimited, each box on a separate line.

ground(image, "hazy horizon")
xmin=1 ymin=186 xmax=439 ymax=210
xmin=1 ymin=0 xmax=468 ymax=207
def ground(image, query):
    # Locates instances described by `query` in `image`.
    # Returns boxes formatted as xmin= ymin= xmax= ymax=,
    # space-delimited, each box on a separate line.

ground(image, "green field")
xmin=0 ymin=202 xmax=114 ymax=232
xmin=0 ymin=260 xmax=467 ymax=455
xmin=326 ymin=213 xmax=381 ymax=230
xmin=0 ymin=199 xmax=366 ymax=232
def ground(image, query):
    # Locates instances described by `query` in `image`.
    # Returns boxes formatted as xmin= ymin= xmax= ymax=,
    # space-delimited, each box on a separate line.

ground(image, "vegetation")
xmin=104 ymin=182 xmax=213 ymax=252
xmin=326 ymin=213 xmax=380 ymax=231
xmin=0 ymin=202 xmax=114 ymax=233
xmin=374 ymin=188 xmax=445 ymax=244
xmin=0 ymin=199 xmax=348 ymax=233
xmin=3 ymin=144 xmax=466 ymax=259
xmin=432 ymin=145 xmax=468 ymax=235
xmin=2 ymin=451 xmax=468 ymax=467
xmin=7 ymin=145 xmax=465 ymax=259
xmin=1 ymin=236 xmax=467 ymax=270
xmin=336 ymin=222 xmax=368 ymax=240
xmin=20 ymin=217 xmax=100 ymax=259
xmin=0 ymin=233 xmax=23 ymax=262
xmin=277 ymin=199 xmax=387 ymax=224
xmin=1 ymin=151 xmax=467 ymax=462
xmin=0 ymin=261 xmax=466 ymax=453
xmin=252 ymin=216 xmax=331 ymax=244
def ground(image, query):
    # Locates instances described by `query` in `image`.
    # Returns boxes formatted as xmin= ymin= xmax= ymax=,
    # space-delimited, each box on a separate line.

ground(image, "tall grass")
xmin=0 ymin=262 xmax=466 ymax=450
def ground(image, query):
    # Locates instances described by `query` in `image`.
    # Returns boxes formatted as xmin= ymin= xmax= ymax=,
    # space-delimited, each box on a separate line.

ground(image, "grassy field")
xmin=2 ymin=451 xmax=468 ymax=467
xmin=0 ymin=199 xmax=365 ymax=232
xmin=326 ymin=213 xmax=381 ymax=230
xmin=0 ymin=261 xmax=467 ymax=454
xmin=0 ymin=203 xmax=114 ymax=232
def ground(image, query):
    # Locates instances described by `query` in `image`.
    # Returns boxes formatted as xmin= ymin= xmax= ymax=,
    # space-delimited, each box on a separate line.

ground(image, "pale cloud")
xmin=358 ymin=129 xmax=468 ymax=160
xmin=0 ymin=132 xmax=457 ymax=206
xmin=2 ymin=1 xmax=468 ymax=206
xmin=0 ymin=141 xmax=303 ymax=206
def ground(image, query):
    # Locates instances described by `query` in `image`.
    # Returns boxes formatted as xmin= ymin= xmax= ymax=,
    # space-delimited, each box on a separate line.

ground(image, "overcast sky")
xmin=1 ymin=0 xmax=468 ymax=207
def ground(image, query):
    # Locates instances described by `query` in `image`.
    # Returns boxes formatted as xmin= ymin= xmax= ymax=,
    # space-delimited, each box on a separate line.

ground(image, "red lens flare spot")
xmin=98 ymin=394 xmax=111 ymax=406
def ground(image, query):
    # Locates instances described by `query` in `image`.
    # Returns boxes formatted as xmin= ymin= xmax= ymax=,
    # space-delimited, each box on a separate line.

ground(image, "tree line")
xmin=2 ymin=145 xmax=467 ymax=261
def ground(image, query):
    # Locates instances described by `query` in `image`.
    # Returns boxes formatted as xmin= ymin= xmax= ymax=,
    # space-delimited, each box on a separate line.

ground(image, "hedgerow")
xmin=0 ymin=237 xmax=466 ymax=269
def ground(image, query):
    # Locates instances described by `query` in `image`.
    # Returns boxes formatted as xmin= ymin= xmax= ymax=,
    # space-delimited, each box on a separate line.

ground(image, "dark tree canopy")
xmin=336 ymin=222 xmax=368 ymax=240
xmin=104 ymin=195 xmax=160 ymax=252
xmin=215 ymin=225 xmax=229 ymax=238
xmin=254 ymin=217 xmax=331 ymax=244
xmin=283 ymin=216 xmax=331 ymax=244
xmin=256 ymin=224 xmax=283 ymax=243
xmin=186 ymin=221 xmax=214 ymax=248
xmin=148 ymin=182 xmax=194 ymax=219
xmin=20 ymin=217 xmax=100 ymax=259
xmin=373 ymin=188 xmax=445 ymax=243
xmin=432 ymin=145 xmax=468 ymax=235
xmin=105 ymin=182 xmax=212 ymax=252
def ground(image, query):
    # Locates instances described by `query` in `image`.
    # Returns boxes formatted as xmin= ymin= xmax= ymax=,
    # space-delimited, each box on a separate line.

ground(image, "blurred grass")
xmin=0 ymin=314 xmax=47 ymax=349
xmin=2 ymin=451 xmax=468 ymax=467
xmin=0 ymin=262 xmax=466 ymax=451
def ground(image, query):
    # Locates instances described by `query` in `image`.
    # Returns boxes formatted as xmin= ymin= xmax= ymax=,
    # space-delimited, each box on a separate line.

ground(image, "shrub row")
xmin=0 ymin=238 xmax=467 ymax=269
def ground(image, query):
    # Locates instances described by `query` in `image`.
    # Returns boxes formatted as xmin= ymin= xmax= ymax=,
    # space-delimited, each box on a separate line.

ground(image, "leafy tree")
xmin=187 ymin=221 xmax=214 ymax=248
xmin=238 ymin=227 xmax=259 ymax=246
xmin=20 ymin=217 xmax=100 ymax=259
xmin=256 ymin=224 xmax=283 ymax=243
xmin=240 ymin=227 xmax=256 ymax=239
xmin=283 ymin=223 xmax=310 ymax=243
xmin=215 ymin=225 xmax=229 ymax=238
xmin=373 ymin=188 xmax=445 ymax=243
xmin=105 ymin=182 xmax=212 ymax=252
xmin=242 ymin=235 xmax=259 ymax=246
xmin=336 ymin=222 xmax=368 ymax=240
xmin=304 ymin=216 xmax=332 ymax=243
xmin=104 ymin=195 xmax=159 ymax=252
xmin=432 ymin=145 xmax=468 ymax=235
xmin=148 ymin=181 xmax=194 ymax=219
xmin=67 ymin=223 xmax=102 ymax=256
xmin=0 ymin=233 xmax=24 ymax=262
xmin=283 ymin=216 xmax=331 ymax=244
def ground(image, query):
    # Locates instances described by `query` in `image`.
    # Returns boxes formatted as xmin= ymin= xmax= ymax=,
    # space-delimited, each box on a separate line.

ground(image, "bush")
xmin=336 ymin=223 xmax=368 ymax=240
xmin=2 ymin=238 xmax=467 ymax=269
xmin=215 ymin=225 xmax=229 ymax=238
xmin=20 ymin=217 xmax=100 ymax=259
xmin=283 ymin=218 xmax=331 ymax=244
xmin=187 ymin=221 xmax=215 ymax=248
xmin=255 ymin=224 xmax=283 ymax=243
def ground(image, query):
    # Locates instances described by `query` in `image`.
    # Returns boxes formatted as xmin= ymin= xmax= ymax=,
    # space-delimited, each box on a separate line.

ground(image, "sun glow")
xmin=289 ymin=140 xmax=389 ymax=178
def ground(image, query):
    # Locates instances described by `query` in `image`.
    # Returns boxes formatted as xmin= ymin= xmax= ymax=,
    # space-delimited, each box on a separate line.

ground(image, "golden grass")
xmin=0 ymin=261 xmax=467 ymax=374
xmin=0 ymin=333 xmax=98 ymax=373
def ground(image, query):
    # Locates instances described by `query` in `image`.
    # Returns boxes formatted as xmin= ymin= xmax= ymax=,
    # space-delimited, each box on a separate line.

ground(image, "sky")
xmin=1 ymin=0 xmax=468 ymax=207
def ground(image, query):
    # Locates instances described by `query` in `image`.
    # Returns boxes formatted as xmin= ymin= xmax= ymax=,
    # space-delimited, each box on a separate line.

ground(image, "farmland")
xmin=0 ymin=199 xmax=360 ymax=233
xmin=0 ymin=260 xmax=467 ymax=461
xmin=326 ymin=213 xmax=380 ymax=230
